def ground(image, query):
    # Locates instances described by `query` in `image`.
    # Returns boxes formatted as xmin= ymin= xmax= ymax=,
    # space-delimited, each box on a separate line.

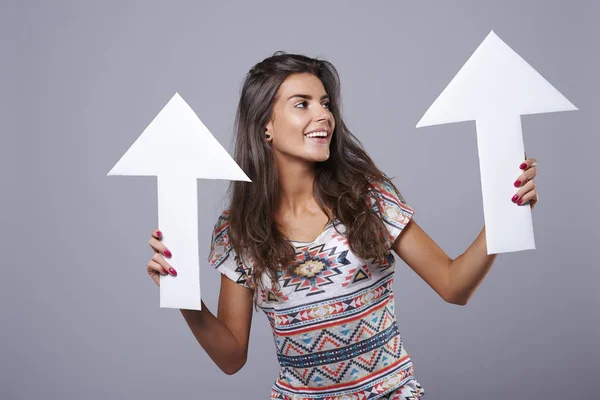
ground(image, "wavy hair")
xmin=227 ymin=52 xmax=406 ymax=307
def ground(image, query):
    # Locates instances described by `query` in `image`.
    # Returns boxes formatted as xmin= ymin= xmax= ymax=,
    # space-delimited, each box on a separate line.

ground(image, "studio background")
xmin=2 ymin=1 xmax=598 ymax=399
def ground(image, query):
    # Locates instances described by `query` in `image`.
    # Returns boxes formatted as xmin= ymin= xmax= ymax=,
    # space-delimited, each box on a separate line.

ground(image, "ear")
xmin=265 ymin=121 xmax=273 ymax=141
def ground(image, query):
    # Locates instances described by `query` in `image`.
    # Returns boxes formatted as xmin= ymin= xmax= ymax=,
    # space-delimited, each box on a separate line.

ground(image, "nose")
xmin=314 ymin=106 xmax=332 ymax=123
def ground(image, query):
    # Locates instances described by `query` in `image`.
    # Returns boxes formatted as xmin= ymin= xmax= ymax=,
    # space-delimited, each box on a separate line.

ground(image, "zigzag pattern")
xmin=388 ymin=381 xmax=425 ymax=400
xmin=367 ymin=251 xmax=396 ymax=274
xmin=295 ymin=240 xmax=349 ymax=257
xmin=280 ymin=339 xmax=405 ymax=386
xmin=277 ymin=325 xmax=402 ymax=369
xmin=276 ymin=305 xmax=396 ymax=355
xmin=268 ymin=279 xmax=394 ymax=330
xmin=271 ymin=374 xmax=421 ymax=400
xmin=274 ymin=360 xmax=416 ymax=399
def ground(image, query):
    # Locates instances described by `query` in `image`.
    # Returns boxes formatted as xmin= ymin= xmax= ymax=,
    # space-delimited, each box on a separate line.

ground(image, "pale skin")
xmin=146 ymin=73 xmax=539 ymax=374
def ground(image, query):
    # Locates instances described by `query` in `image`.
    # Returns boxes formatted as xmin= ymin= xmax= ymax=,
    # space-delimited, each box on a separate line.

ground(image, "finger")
xmin=152 ymin=229 xmax=162 ymax=240
xmin=512 ymin=179 xmax=536 ymax=204
xmin=517 ymin=190 xmax=537 ymax=207
xmin=151 ymin=252 xmax=177 ymax=276
xmin=530 ymin=192 xmax=539 ymax=210
xmin=519 ymin=157 xmax=538 ymax=171
xmin=514 ymin=166 xmax=537 ymax=188
xmin=148 ymin=259 xmax=169 ymax=275
xmin=148 ymin=237 xmax=172 ymax=258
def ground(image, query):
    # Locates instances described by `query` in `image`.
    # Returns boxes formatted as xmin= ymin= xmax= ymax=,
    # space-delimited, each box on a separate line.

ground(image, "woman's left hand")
xmin=512 ymin=156 xmax=539 ymax=210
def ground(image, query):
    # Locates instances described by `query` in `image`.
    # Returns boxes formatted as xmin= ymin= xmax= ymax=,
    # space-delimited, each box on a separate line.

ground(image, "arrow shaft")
xmin=157 ymin=177 xmax=201 ymax=310
xmin=475 ymin=115 xmax=535 ymax=254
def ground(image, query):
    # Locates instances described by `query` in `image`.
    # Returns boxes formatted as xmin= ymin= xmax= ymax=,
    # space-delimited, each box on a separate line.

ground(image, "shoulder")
xmin=208 ymin=209 xmax=255 ymax=290
xmin=210 ymin=209 xmax=233 ymax=246
xmin=213 ymin=208 xmax=231 ymax=230
xmin=366 ymin=179 xmax=408 ymax=209
xmin=366 ymin=179 xmax=415 ymax=240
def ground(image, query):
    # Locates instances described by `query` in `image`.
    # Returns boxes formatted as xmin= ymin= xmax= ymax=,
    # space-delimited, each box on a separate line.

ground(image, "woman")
xmin=146 ymin=52 xmax=539 ymax=400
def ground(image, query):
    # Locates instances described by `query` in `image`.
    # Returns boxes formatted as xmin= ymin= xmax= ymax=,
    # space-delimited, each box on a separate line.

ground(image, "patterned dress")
xmin=208 ymin=181 xmax=425 ymax=399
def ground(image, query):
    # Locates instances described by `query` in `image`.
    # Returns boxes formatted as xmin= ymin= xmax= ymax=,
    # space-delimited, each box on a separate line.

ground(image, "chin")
xmin=308 ymin=151 xmax=330 ymax=163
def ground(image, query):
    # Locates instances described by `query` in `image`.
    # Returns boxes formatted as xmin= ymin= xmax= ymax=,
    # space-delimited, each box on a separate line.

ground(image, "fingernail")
xmin=164 ymin=249 xmax=172 ymax=258
xmin=512 ymin=195 xmax=519 ymax=203
xmin=519 ymin=163 xmax=527 ymax=170
xmin=514 ymin=180 xmax=521 ymax=187
xmin=517 ymin=199 xmax=523 ymax=205
xmin=156 ymin=230 xmax=162 ymax=237
xmin=169 ymin=268 xmax=177 ymax=276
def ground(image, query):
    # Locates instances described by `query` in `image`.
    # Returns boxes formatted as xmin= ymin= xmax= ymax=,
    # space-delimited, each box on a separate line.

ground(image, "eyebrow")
xmin=287 ymin=94 xmax=330 ymax=101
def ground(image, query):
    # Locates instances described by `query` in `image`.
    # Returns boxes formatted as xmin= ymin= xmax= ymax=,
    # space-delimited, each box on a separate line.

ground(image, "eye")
xmin=323 ymin=102 xmax=331 ymax=110
xmin=294 ymin=101 xmax=307 ymax=108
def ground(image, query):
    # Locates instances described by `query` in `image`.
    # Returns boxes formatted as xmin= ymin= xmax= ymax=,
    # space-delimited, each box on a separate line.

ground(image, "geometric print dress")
xmin=208 ymin=180 xmax=425 ymax=399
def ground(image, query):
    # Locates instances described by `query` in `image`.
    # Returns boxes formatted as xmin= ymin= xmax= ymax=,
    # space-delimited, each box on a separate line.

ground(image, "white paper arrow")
xmin=416 ymin=30 xmax=577 ymax=254
xmin=108 ymin=93 xmax=251 ymax=310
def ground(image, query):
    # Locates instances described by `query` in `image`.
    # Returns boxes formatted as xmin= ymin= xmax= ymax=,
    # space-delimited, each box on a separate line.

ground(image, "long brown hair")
xmin=227 ymin=51 xmax=406 ymax=307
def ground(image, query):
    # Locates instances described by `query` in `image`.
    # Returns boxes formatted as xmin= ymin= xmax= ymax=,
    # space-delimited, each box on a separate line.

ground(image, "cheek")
xmin=278 ymin=114 xmax=310 ymax=138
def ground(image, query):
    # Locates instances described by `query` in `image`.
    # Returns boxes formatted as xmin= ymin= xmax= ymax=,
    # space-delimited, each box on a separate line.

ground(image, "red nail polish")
xmin=514 ymin=180 xmax=521 ymax=187
xmin=164 ymin=249 xmax=172 ymax=258
xmin=512 ymin=195 xmax=519 ymax=202
xmin=520 ymin=163 xmax=527 ymax=170
xmin=169 ymin=268 xmax=177 ymax=276
xmin=517 ymin=199 xmax=523 ymax=205
xmin=156 ymin=230 xmax=162 ymax=237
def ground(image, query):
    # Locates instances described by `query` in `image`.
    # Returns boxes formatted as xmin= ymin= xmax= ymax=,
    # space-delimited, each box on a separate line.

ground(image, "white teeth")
xmin=305 ymin=131 xmax=328 ymax=138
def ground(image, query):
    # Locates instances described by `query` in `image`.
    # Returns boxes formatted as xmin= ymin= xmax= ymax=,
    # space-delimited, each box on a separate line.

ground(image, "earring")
xmin=265 ymin=133 xmax=271 ymax=139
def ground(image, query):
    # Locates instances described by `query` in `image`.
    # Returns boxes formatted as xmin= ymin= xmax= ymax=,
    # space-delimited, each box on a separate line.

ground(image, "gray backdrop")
xmin=2 ymin=1 xmax=598 ymax=399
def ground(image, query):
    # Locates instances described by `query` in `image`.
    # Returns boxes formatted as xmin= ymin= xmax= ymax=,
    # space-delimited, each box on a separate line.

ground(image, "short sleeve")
xmin=207 ymin=210 xmax=254 ymax=290
xmin=367 ymin=180 xmax=415 ymax=245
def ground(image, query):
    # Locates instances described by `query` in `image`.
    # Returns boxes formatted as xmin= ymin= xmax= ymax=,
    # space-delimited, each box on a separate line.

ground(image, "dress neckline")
xmin=288 ymin=218 xmax=337 ymax=244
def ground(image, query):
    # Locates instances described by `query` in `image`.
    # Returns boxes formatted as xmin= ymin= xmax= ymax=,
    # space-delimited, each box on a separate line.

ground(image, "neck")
xmin=275 ymin=156 xmax=317 ymax=217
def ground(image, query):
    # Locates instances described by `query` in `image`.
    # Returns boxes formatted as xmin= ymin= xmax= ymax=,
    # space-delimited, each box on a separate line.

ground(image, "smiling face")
xmin=265 ymin=73 xmax=336 ymax=166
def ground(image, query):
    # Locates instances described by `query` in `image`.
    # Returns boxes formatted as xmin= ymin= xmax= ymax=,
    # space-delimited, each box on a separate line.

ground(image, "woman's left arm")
xmin=393 ymin=157 xmax=539 ymax=305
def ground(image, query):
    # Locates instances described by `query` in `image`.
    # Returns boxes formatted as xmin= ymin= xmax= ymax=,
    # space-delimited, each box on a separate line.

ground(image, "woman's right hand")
xmin=147 ymin=230 xmax=177 ymax=287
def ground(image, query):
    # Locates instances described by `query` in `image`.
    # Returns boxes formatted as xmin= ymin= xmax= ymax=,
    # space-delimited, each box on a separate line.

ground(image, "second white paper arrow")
xmin=108 ymin=93 xmax=251 ymax=310
xmin=416 ymin=31 xmax=577 ymax=254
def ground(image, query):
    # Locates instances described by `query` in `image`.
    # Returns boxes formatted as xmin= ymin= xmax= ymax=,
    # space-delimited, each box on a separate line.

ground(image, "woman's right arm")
xmin=147 ymin=229 xmax=254 ymax=375
xmin=179 ymin=275 xmax=254 ymax=375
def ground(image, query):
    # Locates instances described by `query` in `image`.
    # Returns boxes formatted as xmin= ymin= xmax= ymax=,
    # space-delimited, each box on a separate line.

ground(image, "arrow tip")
xmin=106 ymin=164 xmax=117 ymax=176
xmin=106 ymin=164 xmax=123 ymax=176
xmin=415 ymin=29 xmax=578 ymax=127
